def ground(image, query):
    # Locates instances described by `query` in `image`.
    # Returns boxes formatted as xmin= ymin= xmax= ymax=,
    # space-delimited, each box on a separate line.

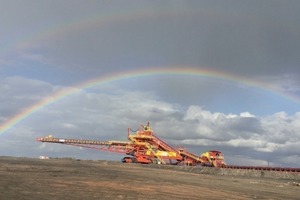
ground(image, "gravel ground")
xmin=0 ymin=156 xmax=299 ymax=200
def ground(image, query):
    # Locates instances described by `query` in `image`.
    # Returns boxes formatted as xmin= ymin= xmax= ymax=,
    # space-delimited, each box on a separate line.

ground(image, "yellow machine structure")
xmin=37 ymin=123 xmax=227 ymax=167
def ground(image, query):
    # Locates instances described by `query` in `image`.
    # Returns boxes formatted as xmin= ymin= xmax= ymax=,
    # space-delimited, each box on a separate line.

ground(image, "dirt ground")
xmin=0 ymin=157 xmax=299 ymax=200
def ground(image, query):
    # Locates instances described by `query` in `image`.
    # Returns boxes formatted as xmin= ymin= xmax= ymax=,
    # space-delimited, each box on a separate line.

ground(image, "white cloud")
xmin=1 ymin=78 xmax=300 ymax=166
xmin=240 ymin=112 xmax=255 ymax=118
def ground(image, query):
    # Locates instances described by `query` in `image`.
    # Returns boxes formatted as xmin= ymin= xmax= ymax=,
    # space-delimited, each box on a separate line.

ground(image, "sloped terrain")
xmin=0 ymin=157 xmax=299 ymax=200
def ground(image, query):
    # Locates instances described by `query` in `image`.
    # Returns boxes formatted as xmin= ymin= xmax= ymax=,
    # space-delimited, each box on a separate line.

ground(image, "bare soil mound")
xmin=0 ymin=157 xmax=299 ymax=200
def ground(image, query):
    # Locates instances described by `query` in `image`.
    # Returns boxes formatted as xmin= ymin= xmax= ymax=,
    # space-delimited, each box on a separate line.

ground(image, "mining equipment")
xmin=36 ymin=123 xmax=226 ymax=167
xmin=36 ymin=123 xmax=300 ymax=172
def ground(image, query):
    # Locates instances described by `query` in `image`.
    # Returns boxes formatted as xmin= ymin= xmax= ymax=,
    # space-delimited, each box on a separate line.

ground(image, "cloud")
xmin=2 ymin=1 xmax=299 ymax=79
xmin=0 ymin=76 xmax=54 ymax=118
xmin=1 ymin=1 xmax=299 ymax=117
xmin=255 ymin=75 xmax=300 ymax=99
xmin=1 ymin=77 xmax=299 ymax=166
xmin=182 ymin=106 xmax=262 ymax=140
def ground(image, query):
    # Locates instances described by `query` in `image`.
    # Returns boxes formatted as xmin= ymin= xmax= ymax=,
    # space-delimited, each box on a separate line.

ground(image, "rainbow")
xmin=2 ymin=5 xmax=290 ymax=56
xmin=2 ymin=7 xmax=204 ymax=55
xmin=0 ymin=8 xmax=204 ymax=135
xmin=0 ymin=67 xmax=299 ymax=135
xmin=0 ymin=7 xmax=299 ymax=135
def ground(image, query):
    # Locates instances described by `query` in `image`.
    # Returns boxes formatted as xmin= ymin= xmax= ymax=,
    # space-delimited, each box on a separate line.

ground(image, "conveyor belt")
xmin=222 ymin=165 xmax=300 ymax=172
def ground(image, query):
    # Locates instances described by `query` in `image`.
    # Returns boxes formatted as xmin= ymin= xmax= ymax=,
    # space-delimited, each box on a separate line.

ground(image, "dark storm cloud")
xmin=2 ymin=1 xmax=299 ymax=76
xmin=42 ymin=4 xmax=300 ymax=75
xmin=1 ymin=1 xmax=299 ymax=102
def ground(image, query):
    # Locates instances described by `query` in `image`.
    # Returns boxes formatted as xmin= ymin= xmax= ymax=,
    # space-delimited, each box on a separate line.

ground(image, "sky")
xmin=0 ymin=0 xmax=300 ymax=167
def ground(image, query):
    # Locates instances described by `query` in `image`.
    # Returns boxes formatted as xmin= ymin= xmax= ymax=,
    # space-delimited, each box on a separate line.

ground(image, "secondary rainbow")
xmin=1 ymin=67 xmax=299 ymax=136
xmin=2 ymin=7 xmax=201 ymax=55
